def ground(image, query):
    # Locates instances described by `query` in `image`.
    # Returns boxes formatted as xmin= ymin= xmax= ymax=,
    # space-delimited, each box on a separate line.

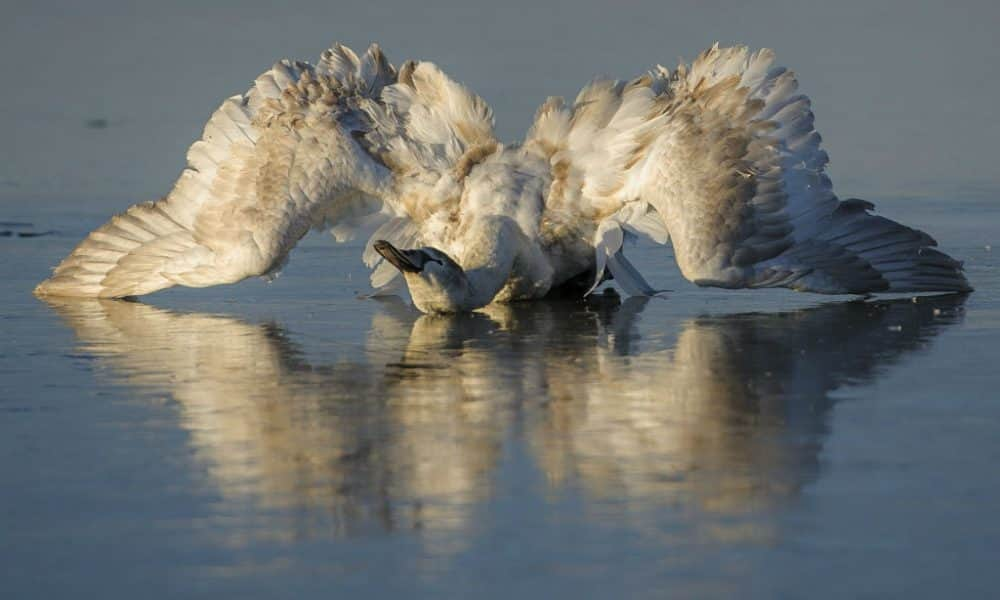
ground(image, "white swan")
xmin=35 ymin=43 xmax=971 ymax=312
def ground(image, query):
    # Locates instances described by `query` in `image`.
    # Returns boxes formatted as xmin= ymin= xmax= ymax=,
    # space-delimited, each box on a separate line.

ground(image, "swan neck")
xmin=456 ymin=218 xmax=518 ymax=309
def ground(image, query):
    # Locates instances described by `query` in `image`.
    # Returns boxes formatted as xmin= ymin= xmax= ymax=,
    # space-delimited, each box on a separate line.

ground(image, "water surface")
xmin=2 ymin=198 xmax=998 ymax=598
xmin=3 ymin=2 xmax=1000 ymax=595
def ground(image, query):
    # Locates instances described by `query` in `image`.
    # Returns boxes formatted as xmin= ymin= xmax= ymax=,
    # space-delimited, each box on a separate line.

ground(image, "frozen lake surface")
xmin=2 ymin=198 xmax=998 ymax=598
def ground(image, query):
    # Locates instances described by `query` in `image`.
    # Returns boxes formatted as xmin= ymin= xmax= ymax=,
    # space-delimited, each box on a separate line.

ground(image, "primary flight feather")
xmin=35 ymin=42 xmax=971 ymax=312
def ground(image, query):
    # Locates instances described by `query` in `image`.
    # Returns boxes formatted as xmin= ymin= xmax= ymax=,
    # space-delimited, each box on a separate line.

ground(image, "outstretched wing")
xmin=36 ymin=44 xmax=497 ymax=298
xmin=527 ymin=44 xmax=969 ymax=295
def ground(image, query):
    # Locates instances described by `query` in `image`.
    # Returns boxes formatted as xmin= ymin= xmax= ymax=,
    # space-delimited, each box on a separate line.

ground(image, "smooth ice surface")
xmin=2 ymin=2 xmax=1000 ymax=597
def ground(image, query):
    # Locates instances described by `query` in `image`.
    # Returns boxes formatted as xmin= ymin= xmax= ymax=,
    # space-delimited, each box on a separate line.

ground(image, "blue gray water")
xmin=3 ymin=198 xmax=998 ymax=598
xmin=3 ymin=1 xmax=1000 ymax=598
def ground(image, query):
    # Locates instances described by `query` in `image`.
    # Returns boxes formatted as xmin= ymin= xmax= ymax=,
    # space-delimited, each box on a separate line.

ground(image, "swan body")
xmin=35 ymin=43 xmax=971 ymax=312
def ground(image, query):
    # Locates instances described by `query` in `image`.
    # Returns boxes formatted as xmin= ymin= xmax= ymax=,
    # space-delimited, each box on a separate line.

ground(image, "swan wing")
xmin=528 ymin=44 xmax=969 ymax=295
xmin=36 ymin=44 xmax=498 ymax=298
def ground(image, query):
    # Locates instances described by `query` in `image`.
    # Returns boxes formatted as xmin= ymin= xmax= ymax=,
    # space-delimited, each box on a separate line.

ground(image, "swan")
xmin=34 ymin=43 xmax=971 ymax=312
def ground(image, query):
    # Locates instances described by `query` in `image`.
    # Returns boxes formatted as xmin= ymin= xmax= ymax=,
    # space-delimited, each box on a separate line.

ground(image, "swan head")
xmin=373 ymin=240 xmax=471 ymax=313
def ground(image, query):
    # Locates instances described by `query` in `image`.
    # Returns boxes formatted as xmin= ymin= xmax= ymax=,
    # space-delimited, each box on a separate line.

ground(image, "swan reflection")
xmin=45 ymin=293 xmax=965 ymax=548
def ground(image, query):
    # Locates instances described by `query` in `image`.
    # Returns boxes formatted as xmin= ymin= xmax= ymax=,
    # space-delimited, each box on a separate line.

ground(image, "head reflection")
xmin=45 ymin=292 xmax=965 ymax=547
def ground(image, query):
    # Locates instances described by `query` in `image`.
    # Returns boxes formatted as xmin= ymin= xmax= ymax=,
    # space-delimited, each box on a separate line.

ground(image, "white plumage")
xmin=35 ymin=42 xmax=970 ymax=312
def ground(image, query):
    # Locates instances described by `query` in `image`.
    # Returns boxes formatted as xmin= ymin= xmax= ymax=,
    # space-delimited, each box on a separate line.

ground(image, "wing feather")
xmin=37 ymin=44 xmax=498 ymax=298
xmin=529 ymin=43 xmax=969 ymax=296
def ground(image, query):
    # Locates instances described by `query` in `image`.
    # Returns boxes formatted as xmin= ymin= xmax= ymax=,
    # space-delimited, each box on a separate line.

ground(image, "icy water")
xmin=1 ymin=198 xmax=998 ymax=598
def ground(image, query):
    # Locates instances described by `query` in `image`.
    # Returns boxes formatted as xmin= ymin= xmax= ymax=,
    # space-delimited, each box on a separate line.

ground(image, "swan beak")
xmin=373 ymin=240 xmax=423 ymax=273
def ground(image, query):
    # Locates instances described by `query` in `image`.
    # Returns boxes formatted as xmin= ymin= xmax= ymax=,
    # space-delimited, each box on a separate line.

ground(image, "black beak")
xmin=373 ymin=240 xmax=423 ymax=273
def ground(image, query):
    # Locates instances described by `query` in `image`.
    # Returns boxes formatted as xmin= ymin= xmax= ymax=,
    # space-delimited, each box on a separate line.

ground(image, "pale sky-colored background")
xmin=2 ymin=0 xmax=998 ymax=207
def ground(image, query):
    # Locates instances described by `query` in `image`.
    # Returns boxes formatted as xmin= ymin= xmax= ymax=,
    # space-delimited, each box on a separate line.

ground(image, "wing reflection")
xmin=44 ymin=292 xmax=965 ymax=548
xmin=527 ymin=295 xmax=967 ymax=542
